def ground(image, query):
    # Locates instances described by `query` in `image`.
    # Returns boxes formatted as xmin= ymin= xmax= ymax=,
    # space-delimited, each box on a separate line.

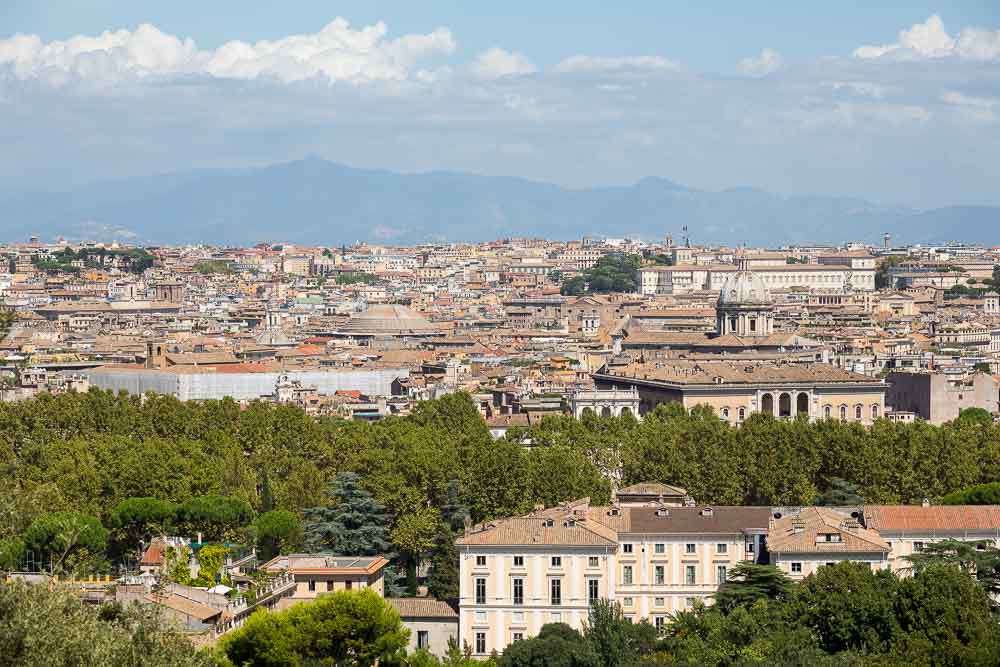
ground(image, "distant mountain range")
xmin=2 ymin=157 xmax=998 ymax=246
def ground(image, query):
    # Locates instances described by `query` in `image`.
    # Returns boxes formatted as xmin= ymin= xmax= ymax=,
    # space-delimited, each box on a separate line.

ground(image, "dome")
xmin=717 ymin=260 xmax=771 ymax=308
xmin=338 ymin=304 xmax=441 ymax=336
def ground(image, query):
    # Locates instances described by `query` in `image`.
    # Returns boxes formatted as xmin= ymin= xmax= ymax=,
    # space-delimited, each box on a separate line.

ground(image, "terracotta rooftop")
xmin=769 ymin=507 xmax=889 ymax=554
xmin=863 ymin=505 xmax=1000 ymax=534
xmin=387 ymin=598 xmax=457 ymax=619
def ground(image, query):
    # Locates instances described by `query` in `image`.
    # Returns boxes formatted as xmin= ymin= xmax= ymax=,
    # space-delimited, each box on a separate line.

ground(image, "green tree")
xmin=814 ymin=477 xmax=864 ymax=506
xmin=21 ymin=511 xmax=109 ymax=575
xmin=713 ymin=562 xmax=794 ymax=613
xmin=427 ymin=524 xmax=460 ymax=601
xmin=303 ymin=472 xmax=393 ymax=556
xmin=783 ymin=561 xmax=900 ymax=654
xmin=499 ymin=623 xmax=599 ymax=667
xmin=108 ymin=497 xmax=178 ymax=558
xmin=390 ymin=506 xmax=440 ymax=595
xmin=907 ymin=538 xmax=1000 ymax=597
xmin=0 ymin=581 xmax=212 ymax=666
xmin=583 ymin=599 xmax=658 ymax=667
xmin=255 ymin=510 xmax=302 ymax=562
xmin=221 ymin=589 xmax=409 ymax=667
xmin=941 ymin=481 xmax=1000 ymax=505
xmin=176 ymin=495 xmax=253 ymax=541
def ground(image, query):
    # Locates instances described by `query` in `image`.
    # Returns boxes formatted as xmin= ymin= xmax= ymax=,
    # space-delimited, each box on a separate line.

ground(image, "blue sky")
xmin=1 ymin=2 xmax=999 ymax=208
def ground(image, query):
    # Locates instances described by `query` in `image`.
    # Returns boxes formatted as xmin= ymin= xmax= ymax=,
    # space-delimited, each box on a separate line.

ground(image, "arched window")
xmin=796 ymin=393 xmax=809 ymax=415
xmin=761 ymin=393 xmax=774 ymax=415
xmin=600 ymin=406 xmax=612 ymax=418
xmin=871 ymin=404 xmax=879 ymax=420
xmin=621 ymin=407 xmax=633 ymax=418
xmin=839 ymin=405 xmax=848 ymax=421
xmin=823 ymin=405 xmax=832 ymax=419
xmin=778 ymin=393 xmax=792 ymax=418
xmin=721 ymin=407 xmax=730 ymax=419
xmin=738 ymin=407 xmax=746 ymax=422
xmin=855 ymin=404 xmax=863 ymax=420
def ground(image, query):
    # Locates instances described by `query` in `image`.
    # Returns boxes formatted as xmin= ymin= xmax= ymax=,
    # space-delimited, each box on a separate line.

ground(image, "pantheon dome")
xmin=338 ymin=304 xmax=442 ymax=337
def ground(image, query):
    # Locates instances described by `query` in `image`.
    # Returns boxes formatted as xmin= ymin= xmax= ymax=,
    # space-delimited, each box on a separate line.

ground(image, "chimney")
xmin=921 ymin=498 xmax=931 ymax=508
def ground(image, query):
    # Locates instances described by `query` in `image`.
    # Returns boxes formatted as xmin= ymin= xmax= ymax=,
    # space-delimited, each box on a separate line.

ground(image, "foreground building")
xmin=456 ymin=489 xmax=1000 ymax=657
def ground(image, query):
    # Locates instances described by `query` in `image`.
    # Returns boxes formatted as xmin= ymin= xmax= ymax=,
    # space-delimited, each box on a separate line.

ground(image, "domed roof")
xmin=339 ymin=304 xmax=441 ymax=336
xmin=717 ymin=259 xmax=771 ymax=307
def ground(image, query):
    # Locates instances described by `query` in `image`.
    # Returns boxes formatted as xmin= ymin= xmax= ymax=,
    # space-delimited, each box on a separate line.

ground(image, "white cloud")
xmin=942 ymin=91 xmax=998 ymax=123
xmin=0 ymin=19 xmax=456 ymax=83
xmin=854 ymin=14 xmax=1000 ymax=61
xmin=467 ymin=48 xmax=536 ymax=79
xmin=552 ymin=55 xmax=680 ymax=74
xmin=738 ymin=48 xmax=783 ymax=76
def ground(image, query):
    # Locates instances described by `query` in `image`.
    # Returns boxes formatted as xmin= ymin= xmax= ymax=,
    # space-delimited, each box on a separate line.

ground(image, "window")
xmin=721 ymin=407 xmax=730 ymax=419
xmin=717 ymin=565 xmax=728 ymax=583
xmin=716 ymin=543 xmax=727 ymax=554
xmin=685 ymin=543 xmax=696 ymax=554
xmin=791 ymin=562 xmax=802 ymax=574
xmin=512 ymin=632 xmax=523 ymax=643
xmin=746 ymin=540 xmax=755 ymax=553
xmin=840 ymin=405 xmax=847 ymax=421
xmin=476 ymin=555 xmax=487 ymax=567
xmin=872 ymin=405 xmax=879 ymax=420
xmin=685 ymin=565 xmax=696 ymax=585
xmin=623 ymin=597 xmax=633 ymax=608
xmin=551 ymin=556 xmax=562 ymax=568
xmin=685 ymin=597 xmax=697 ymax=608
xmin=622 ymin=543 xmax=633 ymax=554
xmin=654 ymin=543 xmax=665 ymax=554
xmin=513 ymin=555 xmax=524 ymax=567
xmin=655 ymin=597 xmax=665 ymax=607
xmin=308 ymin=579 xmax=316 ymax=592
xmin=550 ymin=579 xmax=562 ymax=606
xmin=475 ymin=578 xmax=487 ymax=605
xmin=623 ymin=565 xmax=633 ymax=585
xmin=475 ymin=632 xmax=486 ymax=655
xmin=824 ymin=405 xmax=832 ymax=419
xmin=913 ymin=541 xmax=925 ymax=552
xmin=326 ymin=581 xmax=334 ymax=591
xmin=855 ymin=404 xmax=863 ymax=420
xmin=738 ymin=407 xmax=746 ymax=421
xmin=417 ymin=631 xmax=429 ymax=649
xmin=654 ymin=616 xmax=666 ymax=628
xmin=588 ymin=556 xmax=599 ymax=568
xmin=654 ymin=565 xmax=665 ymax=585
xmin=588 ymin=578 xmax=599 ymax=603
xmin=344 ymin=580 xmax=352 ymax=590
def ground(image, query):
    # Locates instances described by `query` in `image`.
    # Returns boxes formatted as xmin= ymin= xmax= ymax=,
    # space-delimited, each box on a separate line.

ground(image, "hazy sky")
xmin=2 ymin=2 xmax=999 ymax=208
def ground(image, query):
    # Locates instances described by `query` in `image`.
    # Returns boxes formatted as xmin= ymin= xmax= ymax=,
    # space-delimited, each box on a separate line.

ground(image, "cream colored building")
xmin=262 ymin=554 xmax=388 ymax=609
xmin=455 ymin=490 xmax=769 ymax=657
xmin=639 ymin=261 xmax=874 ymax=296
xmin=768 ymin=507 xmax=890 ymax=581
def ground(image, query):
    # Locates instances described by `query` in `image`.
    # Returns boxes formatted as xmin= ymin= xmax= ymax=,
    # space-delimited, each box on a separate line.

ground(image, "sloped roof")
xmin=863 ymin=505 xmax=1000 ymax=534
xmin=456 ymin=516 xmax=617 ymax=547
xmin=769 ymin=507 xmax=889 ymax=554
xmin=387 ymin=598 xmax=458 ymax=619
xmin=617 ymin=482 xmax=688 ymax=497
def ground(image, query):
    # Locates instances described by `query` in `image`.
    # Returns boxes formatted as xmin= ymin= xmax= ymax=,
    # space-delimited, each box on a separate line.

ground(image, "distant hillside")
xmin=1 ymin=157 xmax=997 ymax=246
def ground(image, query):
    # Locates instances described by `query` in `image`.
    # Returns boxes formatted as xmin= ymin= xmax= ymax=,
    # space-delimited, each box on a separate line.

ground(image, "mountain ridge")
xmin=1 ymin=158 xmax=996 ymax=246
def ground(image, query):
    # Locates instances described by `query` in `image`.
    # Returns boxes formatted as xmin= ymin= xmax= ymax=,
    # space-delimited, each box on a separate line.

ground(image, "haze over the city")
xmin=2 ymin=1 xmax=1000 ymax=217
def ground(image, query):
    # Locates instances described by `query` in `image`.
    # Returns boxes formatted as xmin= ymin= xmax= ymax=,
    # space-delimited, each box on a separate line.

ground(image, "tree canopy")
xmin=561 ymin=254 xmax=640 ymax=295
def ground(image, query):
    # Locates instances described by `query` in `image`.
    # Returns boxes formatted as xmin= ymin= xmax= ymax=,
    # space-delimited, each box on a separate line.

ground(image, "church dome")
xmin=339 ymin=304 xmax=441 ymax=336
xmin=717 ymin=259 xmax=771 ymax=307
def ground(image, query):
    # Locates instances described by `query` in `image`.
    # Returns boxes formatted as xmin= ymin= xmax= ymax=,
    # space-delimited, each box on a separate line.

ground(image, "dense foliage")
xmin=30 ymin=247 xmax=155 ymax=275
xmin=220 ymin=589 xmax=409 ymax=667
xmin=4 ymin=390 xmax=1000 ymax=578
xmin=501 ymin=563 xmax=1000 ymax=665
xmin=561 ymin=254 xmax=640 ymax=295
xmin=0 ymin=581 xmax=211 ymax=666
